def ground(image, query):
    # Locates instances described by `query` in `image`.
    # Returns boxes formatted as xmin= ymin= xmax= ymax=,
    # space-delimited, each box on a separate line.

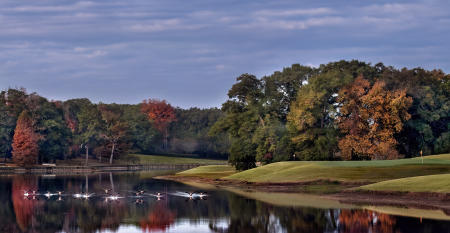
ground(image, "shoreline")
xmin=156 ymin=175 xmax=450 ymax=213
xmin=0 ymin=163 xmax=208 ymax=174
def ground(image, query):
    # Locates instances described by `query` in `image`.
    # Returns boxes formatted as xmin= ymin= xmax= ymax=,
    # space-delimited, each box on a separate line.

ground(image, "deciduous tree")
xmin=141 ymin=99 xmax=176 ymax=149
xmin=12 ymin=111 xmax=39 ymax=166
xmin=337 ymin=76 xmax=412 ymax=160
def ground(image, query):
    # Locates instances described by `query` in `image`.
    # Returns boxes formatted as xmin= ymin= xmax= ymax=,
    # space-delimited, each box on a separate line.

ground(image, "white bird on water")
xmin=105 ymin=194 xmax=123 ymax=201
xmin=45 ymin=191 xmax=57 ymax=199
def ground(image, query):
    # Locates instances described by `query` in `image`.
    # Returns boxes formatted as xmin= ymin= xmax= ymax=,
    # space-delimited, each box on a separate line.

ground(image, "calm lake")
xmin=0 ymin=171 xmax=449 ymax=233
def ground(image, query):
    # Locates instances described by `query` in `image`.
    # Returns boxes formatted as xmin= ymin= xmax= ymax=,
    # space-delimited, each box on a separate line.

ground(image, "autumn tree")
xmin=141 ymin=99 xmax=176 ymax=149
xmin=98 ymin=103 xmax=130 ymax=164
xmin=12 ymin=111 xmax=39 ymax=166
xmin=337 ymin=76 xmax=412 ymax=160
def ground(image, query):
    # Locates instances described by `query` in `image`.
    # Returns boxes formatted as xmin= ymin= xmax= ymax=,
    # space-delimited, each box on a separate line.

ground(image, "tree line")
xmin=0 ymin=89 xmax=228 ymax=166
xmin=1 ymin=60 xmax=448 ymax=168
xmin=211 ymin=60 xmax=449 ymax=169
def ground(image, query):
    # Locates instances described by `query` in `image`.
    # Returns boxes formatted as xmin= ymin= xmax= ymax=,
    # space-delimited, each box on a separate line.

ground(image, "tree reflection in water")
xmin=1 ymin=174 xmax=450 ymax=233
xmin=140 ymin=202 xmax=176 ymax=232
xmin=12 ymin=175 xmax=39 ymax=232
xmin=338 ymin=209 xmax=399 ymax=233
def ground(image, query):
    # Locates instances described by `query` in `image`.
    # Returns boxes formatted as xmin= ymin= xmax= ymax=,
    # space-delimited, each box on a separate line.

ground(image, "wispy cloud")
xmin=7 ymin=1 xmax=95 ymax=12
xmin=254 ymin=8 xmax=334 ymax=17
xmin=0 ymin=0 xmax=448 ymax=107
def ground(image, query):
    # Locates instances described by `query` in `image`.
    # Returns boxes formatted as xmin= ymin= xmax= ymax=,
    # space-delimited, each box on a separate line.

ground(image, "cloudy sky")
xmin=0 ymin=0 xmax=449 ymax=108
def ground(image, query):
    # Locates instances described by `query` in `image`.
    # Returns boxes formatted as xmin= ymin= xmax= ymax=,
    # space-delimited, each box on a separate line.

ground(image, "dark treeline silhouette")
xmin=210 ymin=60 xmax=449 ymax=169
xmin=0 ymin=90 xmax=228 ymax=165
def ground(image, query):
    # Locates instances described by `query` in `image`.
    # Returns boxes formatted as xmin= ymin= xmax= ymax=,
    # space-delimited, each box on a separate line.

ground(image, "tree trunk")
xmin=85 ymin=145 xmax=89 ymax=166
xmin=164 ymin=128 xmax=168 ymax=150
xmin=85 ymin=175 xmax=89 ymax=193
xmin=109 ymin=142 xmax=115 ymax=164
xmin=109 ymin=172 xmax=115 ymax=193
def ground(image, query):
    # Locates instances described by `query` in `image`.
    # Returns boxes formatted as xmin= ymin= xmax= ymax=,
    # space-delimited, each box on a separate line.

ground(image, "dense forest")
xmin=1 ymin=60 xmax=449 ymax=169
xmin=211 ymin=60 xmax=449 ymax=169
xmin=0 ymin=90 xmax=228 ymax=164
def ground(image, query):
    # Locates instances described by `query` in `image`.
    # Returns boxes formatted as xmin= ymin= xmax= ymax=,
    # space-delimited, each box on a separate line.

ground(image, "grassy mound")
xmin=177 ymin=165 xmax=236 ymax=179
xmin=224 ymin=154 xmax=450 ymax=183
xmin=358 ymin=174 xmax=450 ymax=193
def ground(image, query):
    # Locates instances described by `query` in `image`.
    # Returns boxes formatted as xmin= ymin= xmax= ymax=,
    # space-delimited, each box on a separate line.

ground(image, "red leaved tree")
xmin=141 ymin=99 xmax=176 ymax=149
xmin=12 ymin=111 xmax=39 ymax=166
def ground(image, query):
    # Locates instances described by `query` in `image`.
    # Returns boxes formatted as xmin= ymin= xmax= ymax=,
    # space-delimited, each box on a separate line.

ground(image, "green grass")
xmin=225 ymin=154 xmax=450 ymax=183
xmin=177 ymin=165 xmax=236 ymax=179
xmin=133 ymin=154 xmax=227 ymax=165
xmin=358 ymin=173 xmax=450 ymax=193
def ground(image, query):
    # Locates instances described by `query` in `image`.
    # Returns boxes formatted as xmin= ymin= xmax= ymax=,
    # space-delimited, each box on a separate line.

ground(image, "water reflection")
xmin=0 ymin=172 xmax=448 ymax=233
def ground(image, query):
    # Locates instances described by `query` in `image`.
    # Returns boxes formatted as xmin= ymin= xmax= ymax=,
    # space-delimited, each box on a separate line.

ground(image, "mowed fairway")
xmin=224 ymin=154 xmax=450 ymax=183
xmin=358 ymin=174 xmax=450 ymax=193
xmin=177 ymin=165 xmax=236 ymax=179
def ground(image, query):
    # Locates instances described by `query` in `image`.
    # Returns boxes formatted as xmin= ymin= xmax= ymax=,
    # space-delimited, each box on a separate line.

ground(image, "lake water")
xmin=0 ymin=171 xmax=449 ymax=233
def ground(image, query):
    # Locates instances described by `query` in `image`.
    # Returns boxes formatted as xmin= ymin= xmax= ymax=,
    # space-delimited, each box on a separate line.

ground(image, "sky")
xmin=0 ymin=0 xmax=449 ymax=108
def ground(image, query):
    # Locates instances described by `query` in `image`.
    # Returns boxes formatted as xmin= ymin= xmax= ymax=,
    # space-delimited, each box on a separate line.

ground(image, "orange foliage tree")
xmin=337 ymin=76 xmax=412 ymax=160
xmin=141 ymin=99 xmax=176 ymax=149
xmin=12 ymin=111 xmax=39 ymax=166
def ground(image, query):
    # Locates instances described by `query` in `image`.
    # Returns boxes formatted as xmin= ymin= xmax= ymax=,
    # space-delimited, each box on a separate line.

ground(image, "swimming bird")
xmin=105 ymin=192 xmax=123 ymax=201
xmin=197 ymin=192 xmax=207 ymax=199
xmin=82 ymin=193 xmax=93 ymax=199
xmin=44 ymin=191 xmax=56 ymax=199
xmin=104 ymin=189 xmax=112 ymax=194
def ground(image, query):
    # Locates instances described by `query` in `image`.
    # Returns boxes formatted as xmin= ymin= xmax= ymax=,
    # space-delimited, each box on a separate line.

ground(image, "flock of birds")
xmin=22 ymin=189 xmax=208 ymax=203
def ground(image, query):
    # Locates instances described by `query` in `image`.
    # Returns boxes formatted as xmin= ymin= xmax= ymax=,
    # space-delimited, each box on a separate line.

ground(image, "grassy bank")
xmin=173 ymin=154 xmax=450 ymax=193
xmin=358 ymin=174 xmax=450 ymax=193
xmin=225 ymin=154 xmax=450 ymax=183
xmin=177 ymin=165 xmax=236 ymax=179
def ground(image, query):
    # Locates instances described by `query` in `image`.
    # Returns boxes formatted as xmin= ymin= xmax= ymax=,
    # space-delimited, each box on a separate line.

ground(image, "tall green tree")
xmin=76 ymin=101 xmax=104 ymax=165
xmin=381 ymin=68 xmax=450 ymax=156
xmin=98 ymin=104 xmax=130 ymax=164
xmin=210 ymin=74 xmax=263 ymax=169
